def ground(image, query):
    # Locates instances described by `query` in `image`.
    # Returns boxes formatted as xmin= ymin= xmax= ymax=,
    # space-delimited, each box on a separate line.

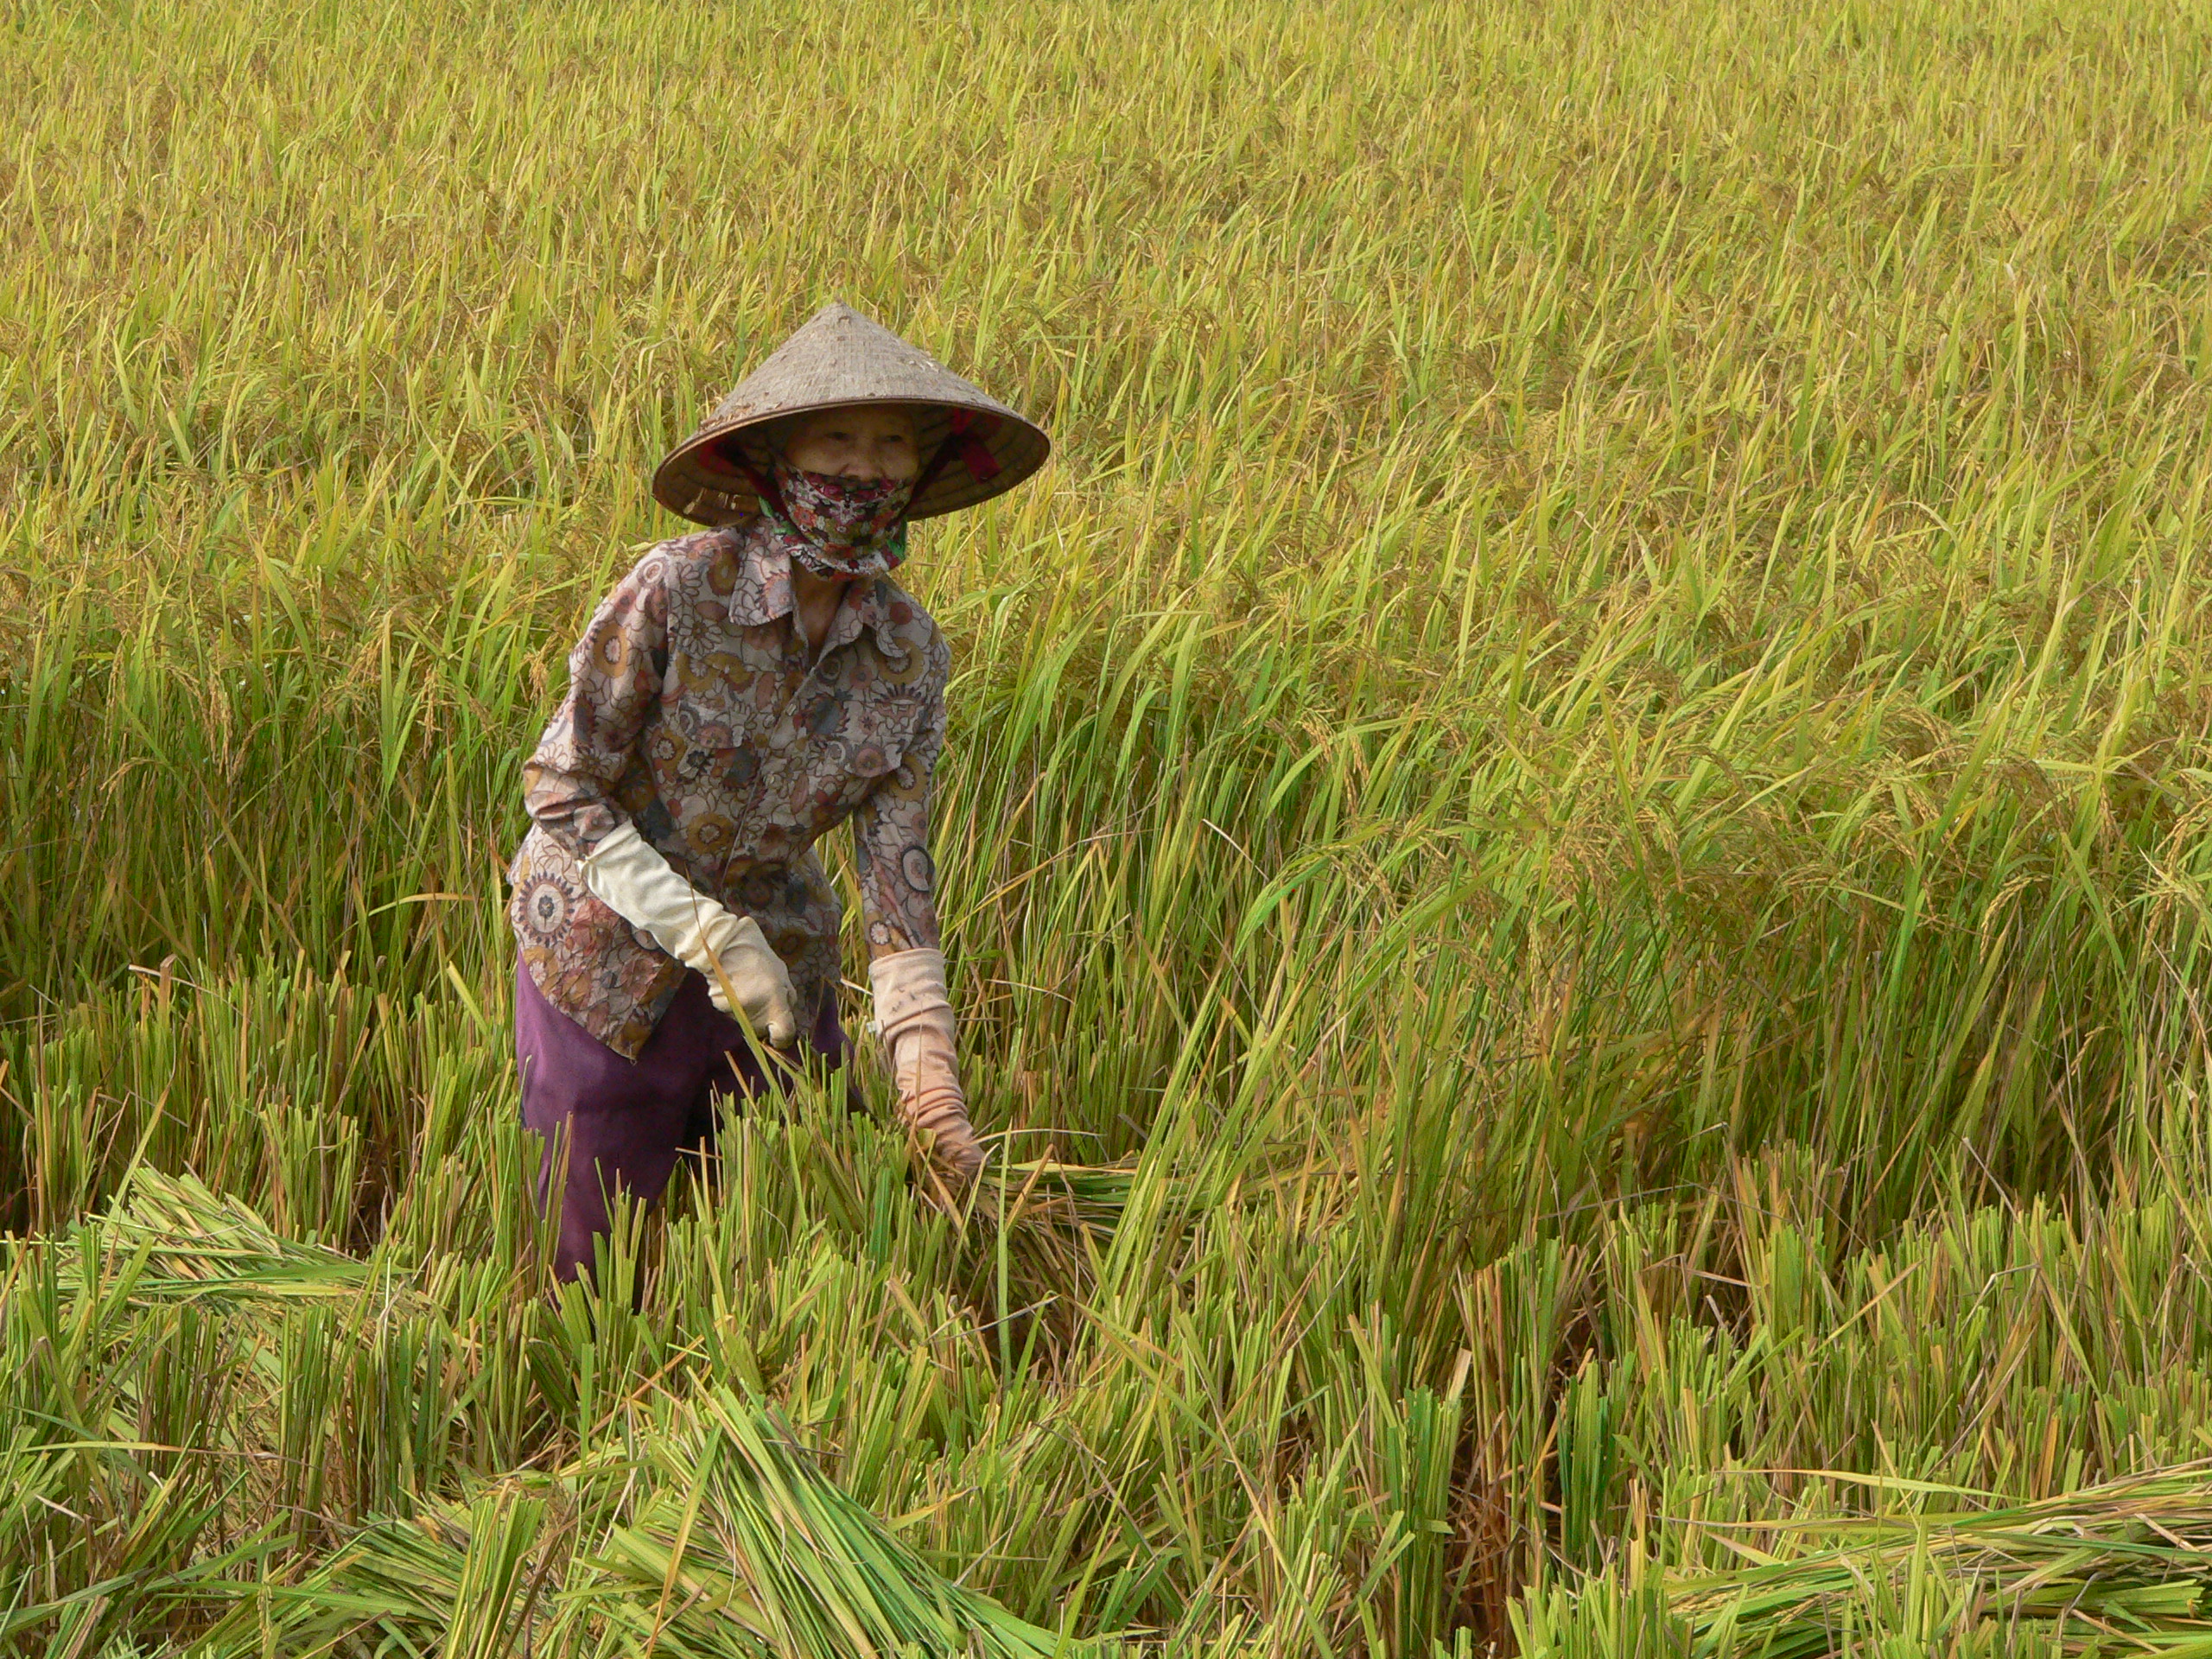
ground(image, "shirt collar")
xmin=721 ymin=522 xmax=909 ymax=660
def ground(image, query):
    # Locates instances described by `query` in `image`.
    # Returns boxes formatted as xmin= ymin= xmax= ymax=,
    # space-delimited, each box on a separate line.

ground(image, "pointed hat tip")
xmin=803 ymin=299 xmax=918 ymax=353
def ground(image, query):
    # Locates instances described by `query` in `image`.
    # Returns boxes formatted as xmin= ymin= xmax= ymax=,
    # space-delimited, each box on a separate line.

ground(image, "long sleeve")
xmin=522 ymin=555 xmax=670 ymax=862
xmin=853 ymin=677 xmax=947 ymax=959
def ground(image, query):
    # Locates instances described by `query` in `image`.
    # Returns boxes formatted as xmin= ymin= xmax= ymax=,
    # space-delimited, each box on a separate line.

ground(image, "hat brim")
xmin=653 ymin=397 xmax=1051 ymax=527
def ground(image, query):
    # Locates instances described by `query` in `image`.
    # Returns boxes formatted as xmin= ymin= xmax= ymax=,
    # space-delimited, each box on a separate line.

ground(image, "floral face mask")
xmin=762 ymin=454 xmax=916 ymax=580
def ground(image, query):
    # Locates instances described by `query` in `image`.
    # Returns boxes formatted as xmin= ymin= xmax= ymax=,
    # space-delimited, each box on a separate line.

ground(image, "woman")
xmin=506 ymin=302 xmax=1050 ymax=1286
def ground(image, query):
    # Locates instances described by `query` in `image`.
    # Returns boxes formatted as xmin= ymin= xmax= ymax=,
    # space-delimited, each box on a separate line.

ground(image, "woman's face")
xmin=779 ymin=405 xmax=920 ymax=482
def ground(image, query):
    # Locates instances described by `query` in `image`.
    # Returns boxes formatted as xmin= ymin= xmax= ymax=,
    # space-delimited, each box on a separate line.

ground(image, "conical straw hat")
xmin=653 ymin=302 xmax=1052 ymax=526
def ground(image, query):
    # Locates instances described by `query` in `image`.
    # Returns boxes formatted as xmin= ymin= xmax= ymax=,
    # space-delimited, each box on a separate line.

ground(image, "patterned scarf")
xmin=760 ymin=455 xmax=915 ymax=580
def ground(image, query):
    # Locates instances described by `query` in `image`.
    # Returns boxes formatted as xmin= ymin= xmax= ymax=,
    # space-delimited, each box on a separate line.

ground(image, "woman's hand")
xmin=891 ymin=1014 xmax=982 ymax=1193
xmin=691 ymin=908 xmax=804 ymax=1048
xmin=869 ymin=948 xmax=983 ymax=1201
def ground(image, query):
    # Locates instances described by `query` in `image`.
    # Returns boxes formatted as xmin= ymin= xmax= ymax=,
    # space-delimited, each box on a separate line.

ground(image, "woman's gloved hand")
xmin=581 ymin=821 xmax=800 ymax=1046
xmin=868 ymin=947 xmax=982 ymax=1198
xmin=689 ymin=906 xmax=804 ymax=1042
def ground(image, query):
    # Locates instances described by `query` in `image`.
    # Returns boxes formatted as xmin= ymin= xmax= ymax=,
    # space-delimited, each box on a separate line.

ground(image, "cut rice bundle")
xmin=1519 ymin=1464 xmax=2212 ymax=1657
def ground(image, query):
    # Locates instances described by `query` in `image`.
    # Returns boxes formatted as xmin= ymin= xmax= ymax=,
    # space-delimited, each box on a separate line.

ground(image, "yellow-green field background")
xmin=6 ymin=0 xmax=2212 ymax=1650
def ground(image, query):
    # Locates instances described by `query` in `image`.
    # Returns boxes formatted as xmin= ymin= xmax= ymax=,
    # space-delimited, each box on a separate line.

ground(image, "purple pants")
xmin=514 ymin=956 xmax=855 ymax=1285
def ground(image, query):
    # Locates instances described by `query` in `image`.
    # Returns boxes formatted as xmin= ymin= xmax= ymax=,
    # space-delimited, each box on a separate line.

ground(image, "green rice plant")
xmin=9 ymin=1166 xmax=1112 ymax=1657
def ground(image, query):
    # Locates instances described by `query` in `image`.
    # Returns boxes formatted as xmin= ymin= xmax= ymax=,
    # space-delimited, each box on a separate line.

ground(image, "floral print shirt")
xmin=506 ymin=518 xmax=950 ymax=1059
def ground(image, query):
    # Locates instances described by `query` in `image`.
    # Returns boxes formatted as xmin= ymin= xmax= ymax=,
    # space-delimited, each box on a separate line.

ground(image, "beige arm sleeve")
xmin=582 ymin=822 xmax=799 ymax=1046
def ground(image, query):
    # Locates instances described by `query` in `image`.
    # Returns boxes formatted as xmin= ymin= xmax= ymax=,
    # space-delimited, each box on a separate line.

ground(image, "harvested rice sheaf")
xmin=1517 ymin=1466 xmax=2212 ymax=1658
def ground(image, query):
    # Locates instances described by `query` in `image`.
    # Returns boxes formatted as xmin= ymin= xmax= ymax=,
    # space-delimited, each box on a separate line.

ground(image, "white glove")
xmin=868 ymin=947 xmax=982 ymax=1192
xmin=580 ymin=821 xmax=800 ymax=1046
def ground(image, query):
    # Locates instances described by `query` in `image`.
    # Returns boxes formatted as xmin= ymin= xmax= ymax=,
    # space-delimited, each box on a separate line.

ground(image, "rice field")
xmin=4 ymin=0 xmax=2212 ymax=1650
